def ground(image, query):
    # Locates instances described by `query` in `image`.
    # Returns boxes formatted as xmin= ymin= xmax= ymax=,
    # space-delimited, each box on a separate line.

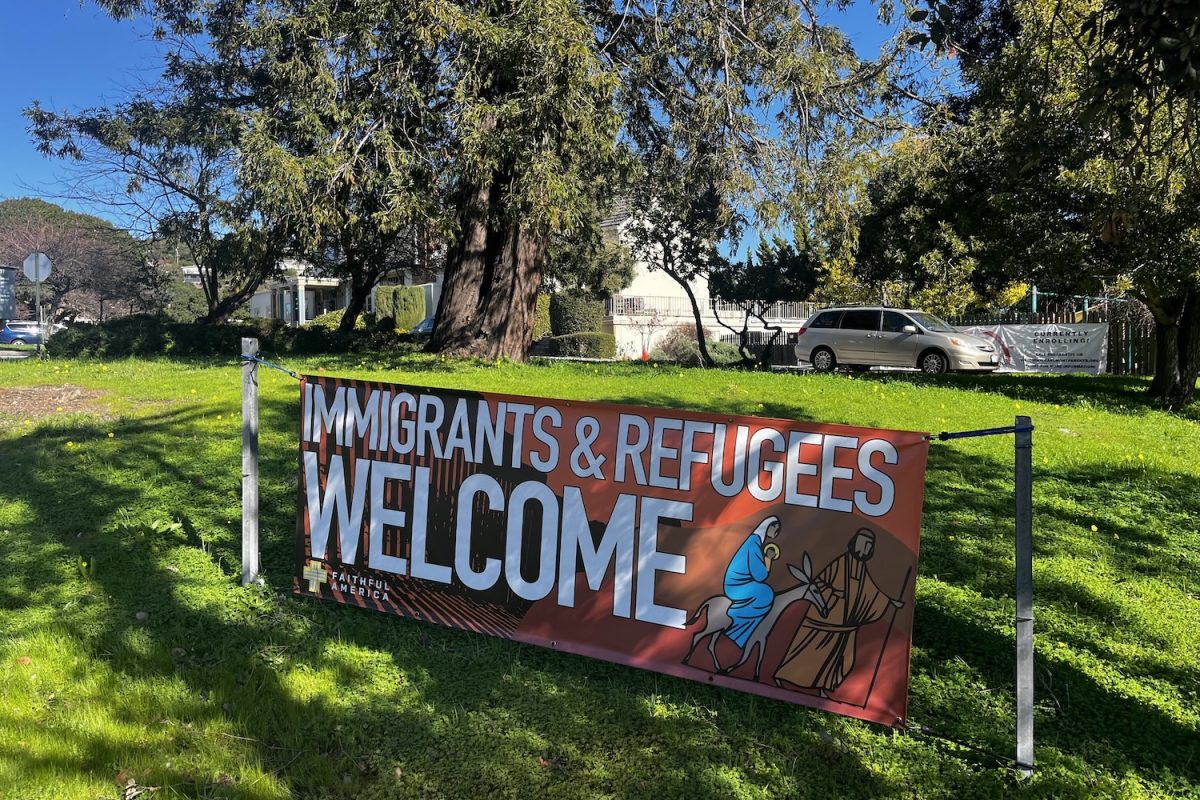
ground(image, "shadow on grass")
xmin=0 ymin=387 xmax=1195 ymax=797
xmin=0 ymin=395 xmax=889 ymax=799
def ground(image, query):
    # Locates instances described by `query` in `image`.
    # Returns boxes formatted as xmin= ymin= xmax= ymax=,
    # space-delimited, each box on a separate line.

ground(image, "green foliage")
xmin=305 ymin=309 xmax=366 ymax=333
xmin=546 ymin=332 xmax=617 ymax=358
xmin=710 ymin=237 xmax=823 ymax=306
xmin=534 ymin=294 xmax=552 ymax=340
xmin=878 ymin=0 xmax=1200 ymax=400
xmin=44 ymin=315 xmax=414 ymax=358
xmin=651 ymin=325 xmax=741 ymax=366
xmin=542 ymin=210 xmax=636 ymax=297
xmin=374 ymin=285 xmax=427 ymax=331
xmin=549 ymin=292 xmax=604 ymax=336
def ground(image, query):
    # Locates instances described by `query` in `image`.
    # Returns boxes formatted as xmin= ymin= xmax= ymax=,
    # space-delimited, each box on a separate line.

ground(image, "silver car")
xmin=794 ymin=306 xmax=1000 ymax=374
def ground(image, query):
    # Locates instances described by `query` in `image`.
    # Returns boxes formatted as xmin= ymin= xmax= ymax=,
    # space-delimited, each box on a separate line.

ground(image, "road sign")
xmin=22 ymin=252 xmax=52 ymax=282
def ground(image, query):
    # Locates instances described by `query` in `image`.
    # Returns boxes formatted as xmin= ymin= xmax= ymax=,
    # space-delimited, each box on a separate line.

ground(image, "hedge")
xmin=546 ymin=332 xmax=616 ymax=358
xmin=376 ymin=285 xmax=426 ymax=331
xmin=305 ymin=308 xmax=366 ymax=332
xmin=534 ymin=294 xmax=552 ymax=340
xmin=549 ymin=292 xmax=603 ymax=336
xmin=46 ymin=315 xmax=418 ymax=358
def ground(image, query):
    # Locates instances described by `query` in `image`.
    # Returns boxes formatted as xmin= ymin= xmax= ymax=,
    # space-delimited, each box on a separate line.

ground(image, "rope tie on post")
xmin=238 ymin=353 xmax=300 ymax=380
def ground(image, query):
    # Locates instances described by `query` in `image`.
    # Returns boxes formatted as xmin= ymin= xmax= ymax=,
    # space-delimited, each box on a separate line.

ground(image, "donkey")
xmin=684 ymin=553 xmax=827 ymax=682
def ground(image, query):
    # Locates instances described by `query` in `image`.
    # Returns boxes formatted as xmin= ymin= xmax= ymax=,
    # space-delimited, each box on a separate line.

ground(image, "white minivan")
xmin=794 ymin=306 xmax=1000 ymax=374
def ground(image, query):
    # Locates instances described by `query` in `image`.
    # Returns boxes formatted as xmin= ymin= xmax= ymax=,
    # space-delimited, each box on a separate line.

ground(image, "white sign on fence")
xmin=958 ymin=323 xmax=1109 ymax=375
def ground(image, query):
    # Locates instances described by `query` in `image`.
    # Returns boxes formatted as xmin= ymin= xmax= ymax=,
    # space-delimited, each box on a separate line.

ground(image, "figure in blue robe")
xmin=722 ymin=516 xmax=781 ymax=648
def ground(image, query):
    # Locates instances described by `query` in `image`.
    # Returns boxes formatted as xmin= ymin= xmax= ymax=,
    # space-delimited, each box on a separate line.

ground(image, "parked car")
xmin=410 ymin=317 xmax=435 ymax=336
xmin=794 ymin=306 xmax=1000 ymax=374
xmin=0 ymin=320 xmax=61 ymax=346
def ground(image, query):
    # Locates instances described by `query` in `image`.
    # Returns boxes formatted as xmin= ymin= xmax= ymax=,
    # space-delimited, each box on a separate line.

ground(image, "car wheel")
xmin=920 ymin=350 xmax=948 ymax=374
xmin=10 ymin=338 xmax=25 ymax=346
xmin=811 ymin=347 xmax=836 ymax=373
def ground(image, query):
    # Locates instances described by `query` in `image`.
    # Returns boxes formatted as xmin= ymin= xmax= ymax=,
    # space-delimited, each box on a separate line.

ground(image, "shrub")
xmin=549 ymin=292 xmax=603 ymax=335
xmin=546 ymin=332 xmax=616 ymax=358
xmin=305 ymin=308 xmax=366 ymax=332
xmin=375 ymin=285 xmax=426 ymax=331
xmin=534 ymin=294 xmax=552 ymax=340
xmin=650 ymin=324 xmax=742 ymax=365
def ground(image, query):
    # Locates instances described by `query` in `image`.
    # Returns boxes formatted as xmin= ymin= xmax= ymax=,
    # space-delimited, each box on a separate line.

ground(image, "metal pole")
xmin=1014 ymin=415 xmax=1035 ymax=775
xmin=242 ymin=338 xmax=260 ymax=586
xmin=34 ymin=277 xmax=42 ymax=357
xmin=1031 ymin=285 xmax=1038 ymax=315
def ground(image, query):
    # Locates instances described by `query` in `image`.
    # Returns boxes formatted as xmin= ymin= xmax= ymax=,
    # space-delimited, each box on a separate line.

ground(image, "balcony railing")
xmin=606 ymin=295 xmax=816 ymax=321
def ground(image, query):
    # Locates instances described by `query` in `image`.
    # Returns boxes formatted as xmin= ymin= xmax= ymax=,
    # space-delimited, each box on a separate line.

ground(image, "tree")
xmin=709 ymin=236 xmax=822 ymax=364
xmin=602 ymin=0 xmax=915 ymax=365
xmin=626 ymin=181 xmax=732 ymax=367
xmin=27 ymin=71 xmax=289 ymax=323
xmin=542 ymin=203 xmax=635 ymax=299
xmin=77 ymin=0 xmax=916 ymax=358
xmin=900 ymin=0 xmax=1200 ymax=403
xmin=423 ymin=1 xmax=625 ymax=358
xmin=83 ymin=0 xmax=622 ymax=356
xmin=0 ymin=198 xmax=147 ymax=322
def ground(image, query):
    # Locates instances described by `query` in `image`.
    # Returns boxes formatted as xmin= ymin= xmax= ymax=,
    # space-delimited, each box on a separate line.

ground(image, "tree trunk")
xmin=662 ymin=262 xmax=715 ymax=367
xmin=428 ymin=179 xmax=492 ymax=353
xmin=428 ymin=178 xmax=548 ymax=361
xmin=338 ymin=279 xmax=370 ymax=337
xmin=1145 ymin=286 xmax=1199 ymax=406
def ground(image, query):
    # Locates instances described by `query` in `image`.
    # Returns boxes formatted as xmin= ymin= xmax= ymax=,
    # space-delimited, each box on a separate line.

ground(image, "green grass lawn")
xmin=0 ymin=355 xmax=1196 ymax=799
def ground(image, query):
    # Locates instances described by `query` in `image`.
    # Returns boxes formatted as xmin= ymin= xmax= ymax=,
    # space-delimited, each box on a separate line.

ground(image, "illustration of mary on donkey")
xmin=721 ymin=515 xmax=783 ymax=647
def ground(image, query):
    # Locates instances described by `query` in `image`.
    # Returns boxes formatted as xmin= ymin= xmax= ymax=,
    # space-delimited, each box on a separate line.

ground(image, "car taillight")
xmin=797 ymin=327 xmax=808 ymax=336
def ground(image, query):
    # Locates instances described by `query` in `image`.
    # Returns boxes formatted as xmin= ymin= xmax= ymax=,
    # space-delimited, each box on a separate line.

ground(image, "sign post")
xmin=22 ymin=253 xmax=52 ymax=356
xmin=241 ymin=338 xmax=260 ymax=586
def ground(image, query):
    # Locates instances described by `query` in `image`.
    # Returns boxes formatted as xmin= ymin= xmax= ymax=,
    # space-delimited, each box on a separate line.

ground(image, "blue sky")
xmin=0 ymin=1 xmax=899 ymax=229
xmin=0 ymin=2 xmax=162 ymax=210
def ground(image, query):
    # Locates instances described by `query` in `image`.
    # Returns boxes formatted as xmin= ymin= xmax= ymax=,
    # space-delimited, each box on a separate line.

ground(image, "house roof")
xmin=599 ymin=197 xmax=631 ymax=231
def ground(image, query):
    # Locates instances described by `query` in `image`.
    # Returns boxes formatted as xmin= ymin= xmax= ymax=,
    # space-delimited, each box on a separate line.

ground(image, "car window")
xmin=881 ymin=311 xmax=913 ymax=333
xmin=839 ymin=309 xmax=880 ymax=331
xmin=909 ymin=312 xmax=958 ymax=333
xmin=807 ymin=311 xmax=841 ymax=329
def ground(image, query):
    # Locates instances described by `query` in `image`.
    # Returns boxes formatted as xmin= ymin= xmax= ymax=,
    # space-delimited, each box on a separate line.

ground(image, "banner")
xmin=958 ymin=323 xmax=1109 ymax=374
xmin=295 ymin=377 xmax=929 ymax=727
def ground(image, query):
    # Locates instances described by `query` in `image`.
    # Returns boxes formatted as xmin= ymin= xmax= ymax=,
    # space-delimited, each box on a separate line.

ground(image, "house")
xmin=598 ymin=202 xmax=814 ymax=359
xmin=246 ymin=259 xmax=442 ymax=327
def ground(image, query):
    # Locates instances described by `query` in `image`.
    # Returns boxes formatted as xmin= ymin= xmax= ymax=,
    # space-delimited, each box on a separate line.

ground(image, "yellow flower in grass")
xmin=66 ymin=441 xmax=75 ymax=449
xmin=1090 ymin=524 xmax=1099 ymax=533
xmin=107 ymin=432 xmax=115 ymax=439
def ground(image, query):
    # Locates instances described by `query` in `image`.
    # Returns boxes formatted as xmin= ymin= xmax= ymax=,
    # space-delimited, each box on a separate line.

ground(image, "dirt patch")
xmin=0 ymin=385 xmax=108 ymax=423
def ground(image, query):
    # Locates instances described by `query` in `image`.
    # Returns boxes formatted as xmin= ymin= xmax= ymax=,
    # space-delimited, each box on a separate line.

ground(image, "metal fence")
xmin=606 ymin=295 xmax=816 ymax=321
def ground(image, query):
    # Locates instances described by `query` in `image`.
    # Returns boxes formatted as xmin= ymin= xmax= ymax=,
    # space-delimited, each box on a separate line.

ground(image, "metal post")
xmin=242 ymin=338 xmax=260 ymax=586
xmin=1031 ymin=285 xmax=1038 ymax=314
xmin=34 ymin=277 xmax=42 ymax=357
xmin=1014 ymin=415 xmax=1035 ymax=774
